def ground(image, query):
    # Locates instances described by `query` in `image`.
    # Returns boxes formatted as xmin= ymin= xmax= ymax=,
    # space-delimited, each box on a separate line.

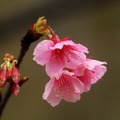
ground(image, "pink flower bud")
xmin=0 ymin=69 xmax=7 ymax=88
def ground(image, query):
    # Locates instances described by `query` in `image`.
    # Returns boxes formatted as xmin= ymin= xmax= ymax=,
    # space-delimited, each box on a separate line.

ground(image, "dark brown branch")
xmin=0 ymin=27 xmax=42 ymax=119
xmin=17 ymin=29 xmax=42 ymax=68
xmin=0 ymin=83 xmax=12 ymax=118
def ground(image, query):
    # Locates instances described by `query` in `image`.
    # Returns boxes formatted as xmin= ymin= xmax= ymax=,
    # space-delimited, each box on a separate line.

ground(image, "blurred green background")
xmin=0 ymin=0 xmax=120 ymax=120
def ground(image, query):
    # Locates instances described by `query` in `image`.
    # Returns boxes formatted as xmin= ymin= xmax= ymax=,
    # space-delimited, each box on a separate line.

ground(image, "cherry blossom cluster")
xmin=0 ymin=53 xmax=20 ymax=96
xmin=33 ymin=21 xmax=107 ymax=107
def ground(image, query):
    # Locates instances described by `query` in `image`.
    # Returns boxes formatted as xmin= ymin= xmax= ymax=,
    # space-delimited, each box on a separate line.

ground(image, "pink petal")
xmin=50 ymin=40 xmax=75 ymax=50
xmin=73 ymin=65 xmax=85 ymax=76
xmin=42 ymin=78 xmax=55 ymax=100
xmin=63 ymin=71 xmax=84 ymax=93
xmin=65 ymin=50 xmax=86 ymax=68
xmin=46 ymin=54 xmax=64 ymax=77
xmin=72 ymin=42 xmax=89 ymax=53
xmin=59 ymin=73 xmax=83 ymax=102
xmin=11 ymin=66 xmax=20 ymax=84
xmin=50 ymin=40 xmax=88 ymax=53
xmin=33 ymin=40 xmax=54 ymax=65
xmin=42 ymin=78 xmax=62 ymax=107
xmin=91 ymin=65 xmax=107 ymax=84
xmin=85 ymin=59 xmax=107 ymax=70
xmin=84 ymin=59 xmax=107 ymax=84
xmin=78 ymin=69 xmax=92 ymax=92
xmin=61 ymin=87 xmax=81 ymax=103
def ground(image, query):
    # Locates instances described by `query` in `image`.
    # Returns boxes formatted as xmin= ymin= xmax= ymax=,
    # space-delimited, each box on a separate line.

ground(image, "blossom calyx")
xmin=29 ymin=17 xmax=54 ymax=40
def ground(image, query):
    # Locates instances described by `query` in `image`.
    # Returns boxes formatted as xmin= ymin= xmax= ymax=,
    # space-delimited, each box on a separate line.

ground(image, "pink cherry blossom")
xmin=73 ymin=59 xmax=107 ymax=92
xmin=42 ymin=70 xmax=84 ymax=107
xmin=10 ymin=66 xmax=21 ymax=95
xmin=33 ymin=35 xmax=88 ymax=77
xmin=0 ymin=56 xmax=21 ymax=95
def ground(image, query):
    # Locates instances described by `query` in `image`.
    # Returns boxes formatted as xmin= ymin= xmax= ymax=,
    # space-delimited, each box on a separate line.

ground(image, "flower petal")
xmin=72 ymin=42 xmax=89 ymax=53
xmin=50 ymin=40 xmax=74 ymax=50
xmin=84 ymin=59 xmax=107 ymax=84
xmin=60 ymin=73 xmax=83 ymax=102
xmin=65 ymin=50 xmax=86 ymax=68
xmin=33 ymin=40 xmax=54 ymax=65
xmin=78 ymin=69 xmax=92 ymax=92
xmin=42 ymin=78 xmax=62 ymax=107
xmin=91 ymin=65 xmax=107 ymax=84
xmin=85 ymin=59 xmax=107 ymax=70
xmin=11 ymin=66 xmax=20 ymax=84
xmin=46 ymin=54 xmax=64 ymax=77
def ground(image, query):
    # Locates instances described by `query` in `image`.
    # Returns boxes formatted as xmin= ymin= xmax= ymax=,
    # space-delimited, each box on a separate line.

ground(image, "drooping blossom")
xmin=11 ymin=66 xmax=20 ymax=84
xmin=10 ymin=65 xmax=21 ymax=96
xmin=42 ymin=70 xmax=84 ymax=107
xmin=73 ymin=59 xmax=107 ymax=92
xmin=0 ymin=54 xmax=21 ymax=96
xmin=33 ymin=35 xmax=88 ymax=77
xmin=32 ymin=17 xmax=107 ymax=107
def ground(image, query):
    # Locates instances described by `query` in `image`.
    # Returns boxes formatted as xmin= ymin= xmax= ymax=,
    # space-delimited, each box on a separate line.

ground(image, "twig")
xmin=17 ymin=29 xmax=42 ymax=68
xmin=0 ymin=82 xmax=12 ymax=118
xmin=0 ymin=27 xmax=42 ymax=119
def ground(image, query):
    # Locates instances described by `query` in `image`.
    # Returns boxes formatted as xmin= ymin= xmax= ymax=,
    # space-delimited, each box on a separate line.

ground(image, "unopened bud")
xmin=9 ymin=55 xmax=15 ymax=61
xmin=4 ymin=53 xmax=10 ymax=58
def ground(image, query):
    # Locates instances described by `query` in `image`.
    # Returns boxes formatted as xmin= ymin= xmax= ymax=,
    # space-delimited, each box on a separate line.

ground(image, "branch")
xmin=17 ymin=28 xmax=42 ymax=68
xmin=0 ymin=82 xmax=12 ymax=118
xmin=0 ymin=26 xmax=42 ymax=119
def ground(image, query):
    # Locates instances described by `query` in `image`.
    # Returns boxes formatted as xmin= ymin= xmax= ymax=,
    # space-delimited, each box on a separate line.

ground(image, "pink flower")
xmin=10 ymin=66 xmax=21 ymax=96
xmin=33 ymin=35 xmax=88 ymax=77
xmin=0 ymin=56 xmax=21 ymax=95
xmin=42 ymin=70 xmax=84 ymax=107
xmin=73 ymin=59 xmax=107 ymax=92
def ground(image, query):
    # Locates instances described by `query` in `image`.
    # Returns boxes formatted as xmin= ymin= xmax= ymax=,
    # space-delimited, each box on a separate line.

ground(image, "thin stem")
xmin=17 ymin=30 xmax=42 ymax=68
xmin=0 ymin=83 xmax=12 ymax=118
